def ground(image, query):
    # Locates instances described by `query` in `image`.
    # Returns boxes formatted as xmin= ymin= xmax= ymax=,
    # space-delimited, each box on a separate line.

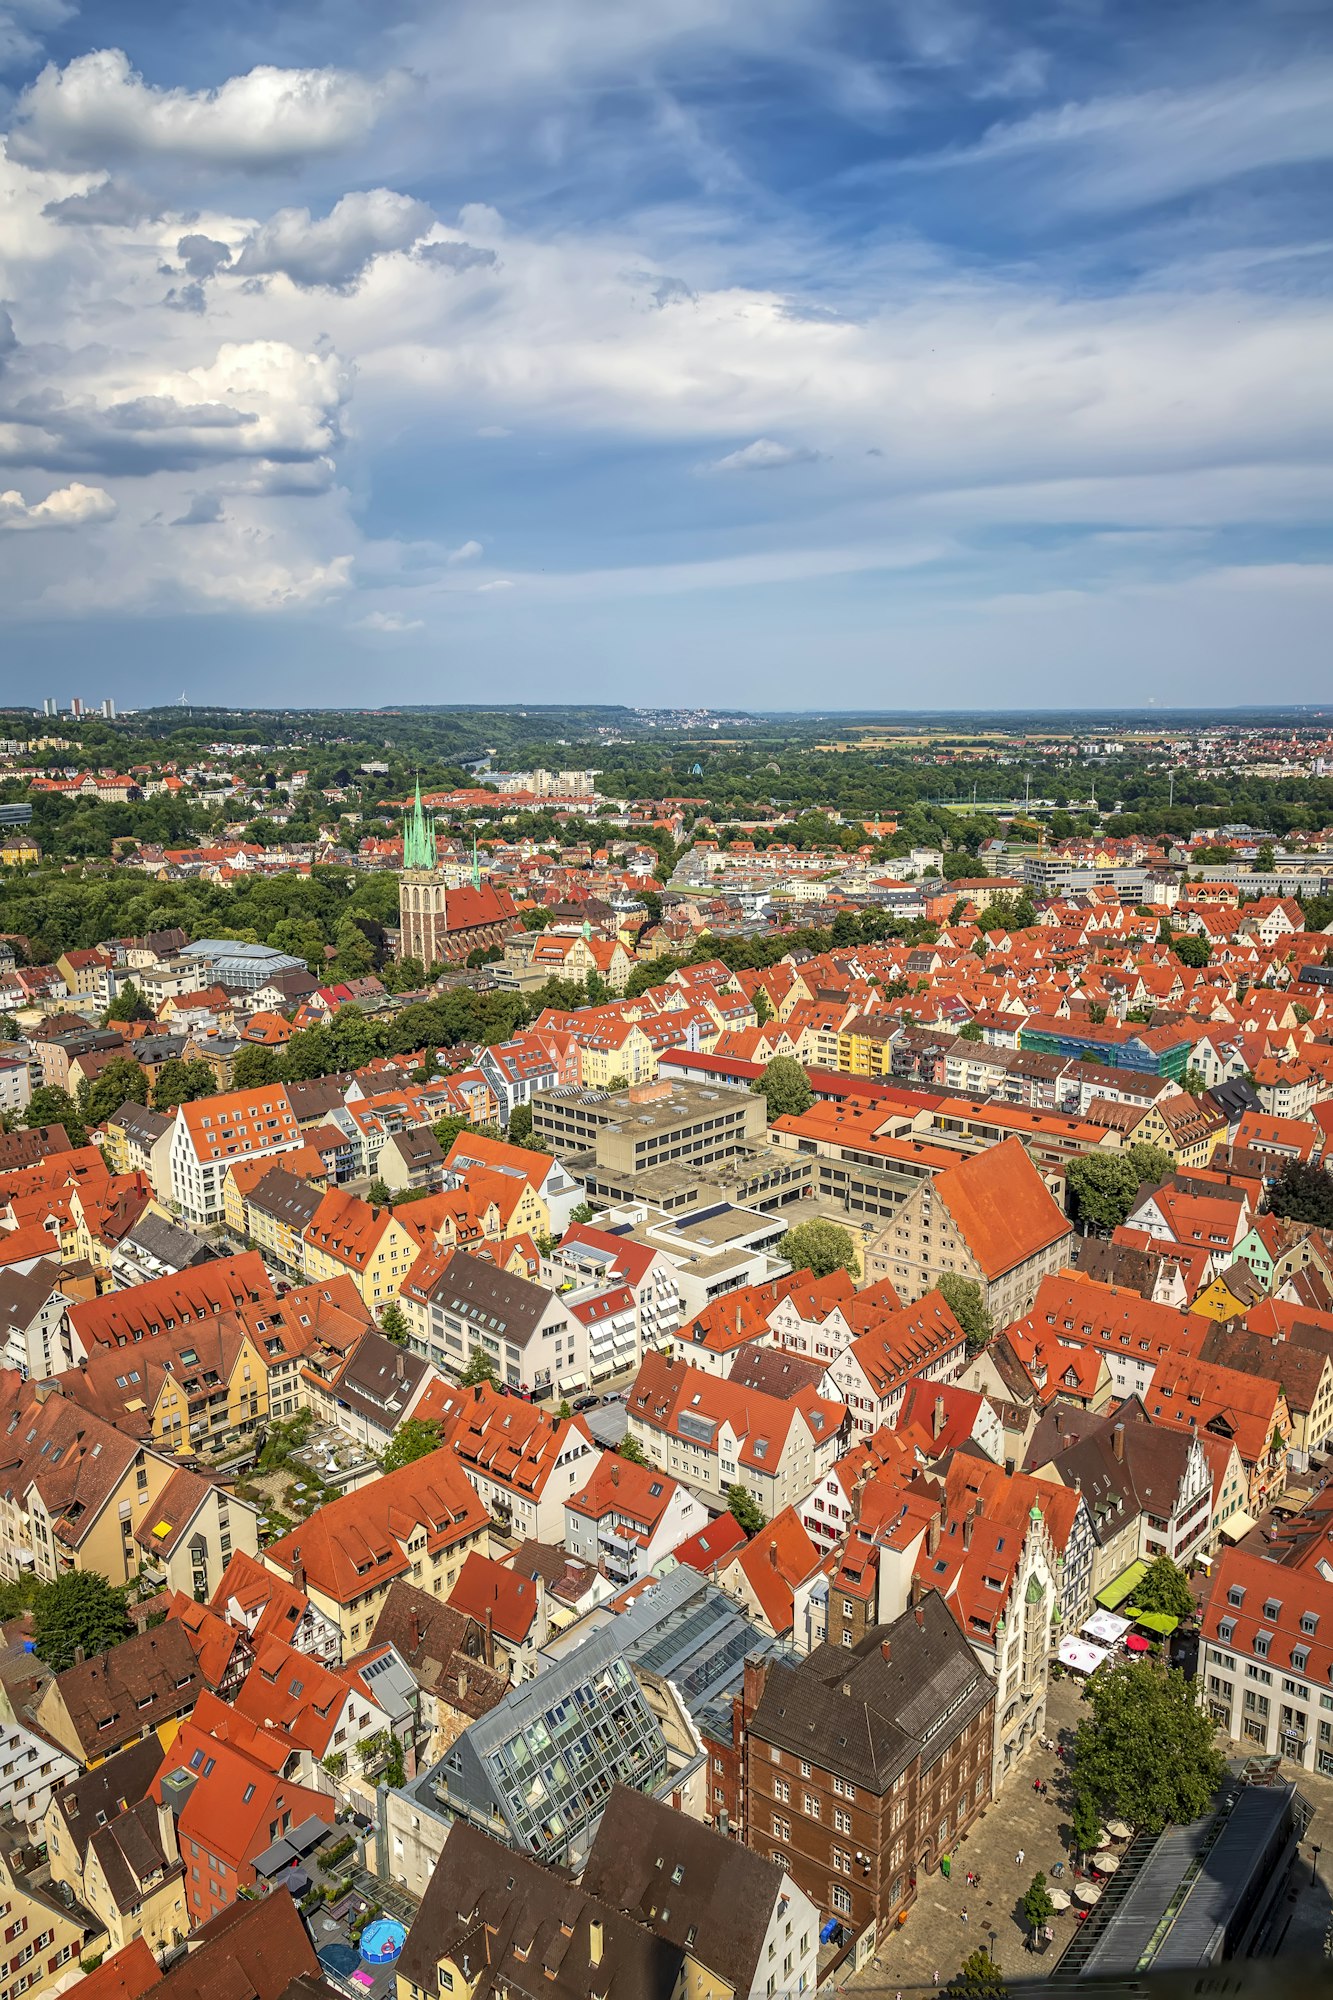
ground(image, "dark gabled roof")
xmin=45 ymin=1621 xmax=204 ymax=1757
xmin=0 ymin=1258 xmax=64 ymax=1330
xmin=1073 ymin=1237 xmax=1159 ymax=1298
xmin=49 ymin=1737 xmax=166 ymax=1865
xmin=88 ymin=1797 xmax=179 ymax=1914
xmin=418 ymin=1246 xmax=553 ymax=1335
xmin=726 ymin=1341 xmax=827 ymax=1400
xmin=246 ymin=1167 xmax=324 ymax=1232
xmin=581 ymin=1786 xmax=784 ymax=1993
xmin=750 ymin=1591 xmax=991 ymax=1793
xmin=121 ymin=1210 xmax=212 ymax=1272
xmin=384 ymin=1124 xmax=445 ymax=1169
xmin=155 ymin=1884 xmax=324 ymax=2000
xmin=330 ymin=1329 xmax=429 ymax=1430
xmin=285 ymin=1074 xmax=351 ymax=1122
xmin=109 ymin=1102 xmax=171 ymax=1146
xmin=366 ymin=1580 xmax=506 ymax=1718
xmin=399 ymin=1821 xmax=683 ymax=2000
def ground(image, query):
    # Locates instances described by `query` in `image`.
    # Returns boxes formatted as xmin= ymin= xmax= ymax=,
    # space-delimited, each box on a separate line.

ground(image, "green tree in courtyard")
xmin=1131 ymin=1554 xmax=1194 ymax=1622
xmin=1070 ymin=1659 xmax=1224 ymax=1840
xmin=937 ymin=1272 xmax=994 ymax=1355
xmin=32 ymin=1571 xmax=132 ymax=1672
xmin=726 ymin=1485 xmax=766 ymax=1536
xmin=24 ymin=1086 xmax=87 ymax=1149
xmin=777 ymin=1218 xmax=859 ymax=1280
xmin=78 ymin=1057 xmax=150 ymax=1129
xmin=750 ymin=1054 xmax=812 ymax=1121
xmin=459 ymin=1347 xmax=499 ymax=1388
xmin=381 ymin=1419 xmax=443 ymax=1472
xmin=379 ymin=1300 xmax=410 ymax=1346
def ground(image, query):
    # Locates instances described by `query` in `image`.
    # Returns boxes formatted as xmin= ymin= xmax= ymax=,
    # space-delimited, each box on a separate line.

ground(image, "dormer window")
xmin=1227 ymin=1586 xmax=1245 ymax=1608
xmin=1301 ymin=1612 xmax=1319 ymax=1636
xmin=1263 ymin=1599 xmax=1281 ymax=1622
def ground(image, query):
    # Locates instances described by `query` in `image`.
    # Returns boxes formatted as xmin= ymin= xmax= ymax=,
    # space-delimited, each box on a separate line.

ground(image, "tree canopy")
xmin=1130 ymin=1554 xmax=1194 ymax=1622
xmin=936 ymin=1272 xmax=994 ymax=1354
xmin=1070 ymin=1659 xmax=1224 ymax=1842
xmin=1021 ymin=1872 xmax=1055 ymax=1933
xmin=31 ymin=1571 xmax=132 ymax=1671
xmin=777 ymin=1218 xmax=859 ymax=1280
xmin=1066 ymin=1142 xmax=1175 ymax=1232
xmin=381 ymin=1418 xmax=444 ymax=1472
xmin=1267 ymin=1160 xmax=1333 ymax=1230
xmin=79 ymin=1056 xmax=150 ymax=1128
xmin=750 ymin=1055 xmax=813 ymax=1121
xmin=24 ymin=1086 xmax=87 ymax=1150
xmin=726 ymin=1485 xmax=767 ymax=1535
xmin=459 ymin=1347 xmax=500 ymax=1387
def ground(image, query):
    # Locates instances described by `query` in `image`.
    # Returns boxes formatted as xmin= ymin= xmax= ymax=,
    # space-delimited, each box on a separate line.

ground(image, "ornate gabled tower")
xmin=399 ymin=778 xmax=449 ymax=965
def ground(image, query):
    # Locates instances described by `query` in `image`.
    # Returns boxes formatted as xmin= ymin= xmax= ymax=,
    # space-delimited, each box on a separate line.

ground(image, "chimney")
xmin=458 ymin=1670 xmax=468 ymax=1700
xmin=768 ymin=1542 xmax=778 ymax=1569
xmin=914 ymin=1602 xmax=924 ymax=1629
xmin=74 ymin=1645 xmax=85 ymax=1666
xmin=483 ymin=1607 xmax=495 ymax=1668
xmin=880 ymin=1638 xmax=891 ymax=1665
xmin=610 ymin=1461 xmax=619 ymax=1487
xmin=409 ymin=1608 xmax=422 ymax=1653
xmin=589 ymin=1919 xmax=604 ymax=1968
xmin=933 ymin=1394 xmax=946 ymax=1441
xmin=962 ymin=1507 xmax=974 ymax=1550
xmin=927 ymin=1513 xmax=941 ymax=1555
xmin=742 ymin=1655 xmax=769 ymax=1719
xmin=1112 ymin=1422 xmax=1125 ymax=1462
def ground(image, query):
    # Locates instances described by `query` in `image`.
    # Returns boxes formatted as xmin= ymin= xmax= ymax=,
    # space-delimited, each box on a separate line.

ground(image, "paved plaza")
xmin=835 ymin=1676 xmax=1333 ymax=1996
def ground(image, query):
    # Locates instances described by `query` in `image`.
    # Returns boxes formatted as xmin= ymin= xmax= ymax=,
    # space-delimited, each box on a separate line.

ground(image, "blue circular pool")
xmin=360 ymin=1919 xmax=406 ymax=1965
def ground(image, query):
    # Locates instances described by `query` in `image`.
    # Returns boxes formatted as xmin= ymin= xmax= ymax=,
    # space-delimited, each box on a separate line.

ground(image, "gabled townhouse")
xmin=163 ymin=1086 xmax=303 ymax=1226
xmin=1025 ymin=1398 xmax=1214 ymax=1615
xmin=262 ymin=1450 xmax=491 ymax=1655
xmin=1004 ymin=1272 xmax=1202 ymax=1405
xmin=305 ymin=1327 xmax=435 ymax=1455
xmin=44 ymin=1740 xmax=187 ymax=1960
xmin=399 ymin=1246 xmax=576 ymax=1395
xmin=445 ymin=1551 xmax=549 ymax=1683
xmin=1144 ymin=1354 xmax=1291 ymax=1515
xmin=0 ymin=1825 xmax=89 ymax=1993
xmin=235 ymin=1167 xmax=322 ymax=1277
xmin=230 ymin=1631 xmax=397 ymax=1784
xmin=0 ymin=1391 xmax=177 ymax=1591
xmin=865 ymin=1137 xmax=1075 ymax=1325
xmin=1189 ymin=1320 xmax=1333 ymax=1470
xmin=823 ymin=1290 xmax=968 ymax=1436
xmin=35 ymin=1621 xmax=205 ymax=1768
xmin=442 ymin=1127 xmax=584 ymax=1233
xmin=211 ymin=1549 xmax=342 ymax=1666
xmin=366 ymin=1580 xmax=508 ymax=1754
xmin=419 ymin=1379 xmax=601 ymax=1544
xmin=301 ymin=1187 xmax=421 ymax=1314
xmin=67 ymin=1253 xmax=273 ymax=1353
xmin=133 ymin=1465 xmax=260 ymax=1602
xmin=0 ymin=1261 xmax=75 ymax=1378
xmin=716 ymin=1505 xmax=828 ymax=1651
xmin=56 ymin=1314 xmax=271 ymax=1464
xmin=149 ymin=1718 xmax=334 ymax=1928
xmin=563 ymin=1451 xmax=706 ymax=1587
xmin=625 ymin=1352 xmax=846 ymax=1517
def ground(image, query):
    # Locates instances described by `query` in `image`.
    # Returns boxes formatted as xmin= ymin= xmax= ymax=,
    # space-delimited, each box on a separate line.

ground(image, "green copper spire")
xmin=403 ymin=776 xmax=437 ymax=871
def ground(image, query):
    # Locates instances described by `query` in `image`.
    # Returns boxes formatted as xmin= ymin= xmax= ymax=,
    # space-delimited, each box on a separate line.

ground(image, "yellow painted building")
xmin=303 ymin=1189 xmax=422 ymax=1314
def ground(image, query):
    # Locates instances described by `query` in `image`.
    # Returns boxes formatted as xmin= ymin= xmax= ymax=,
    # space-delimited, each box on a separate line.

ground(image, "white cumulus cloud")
xmin=446 ymin=538 xmax=483 ymax=564
xmin=11 ymin=48 xmax=401 ymax=169
xmin=233 ymin=189 xmax=435 ymax=292
xmin=706 ymin=437 xmax=822 ymax=473
xmin=355 ymin=609 xmax=424 ymax=632
xmin=0 ymin=479 xmax=115 ymax=528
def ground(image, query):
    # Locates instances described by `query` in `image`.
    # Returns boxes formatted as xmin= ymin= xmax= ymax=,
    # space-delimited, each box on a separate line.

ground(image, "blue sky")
xmin=0 ymin=0 xmax=1330 ymax=709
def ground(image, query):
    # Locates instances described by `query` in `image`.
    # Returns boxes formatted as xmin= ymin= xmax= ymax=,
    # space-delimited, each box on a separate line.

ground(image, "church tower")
xmin=398 ymin=779 xmax=449 ymax=965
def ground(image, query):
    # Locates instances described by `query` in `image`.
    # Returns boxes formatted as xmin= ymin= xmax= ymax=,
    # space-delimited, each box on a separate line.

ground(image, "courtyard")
xmin=837 ymin=1675 xmax=1333 ymax=1995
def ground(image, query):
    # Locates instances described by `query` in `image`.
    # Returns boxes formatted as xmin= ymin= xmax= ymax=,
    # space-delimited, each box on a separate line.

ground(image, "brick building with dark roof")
xmin=741 ymin=1591 xmax=994 ymax=1937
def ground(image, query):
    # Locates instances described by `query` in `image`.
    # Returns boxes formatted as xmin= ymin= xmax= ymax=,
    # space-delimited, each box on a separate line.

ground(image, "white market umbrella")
xmin=1095 ymin=1829 xmax=1114 ymax=1848
xmin=1107 ymin=1819 xmax=1132 ymax=1840
xmin=1074 ymin=1882 xmax=1102 ymax=1907
xmin=1095 ymin=1852 xmax=1121 ymax=1874
xmin=1047 ymin=1888 xmax=1071 ymax=1911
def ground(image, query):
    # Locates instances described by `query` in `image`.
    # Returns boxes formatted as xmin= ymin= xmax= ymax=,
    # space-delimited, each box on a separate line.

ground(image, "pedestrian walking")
xmin=1017 ymin=1848 xmax=1025 ymax=1866
xmin=961 ymin=1906 xmax=968 ymax=1924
